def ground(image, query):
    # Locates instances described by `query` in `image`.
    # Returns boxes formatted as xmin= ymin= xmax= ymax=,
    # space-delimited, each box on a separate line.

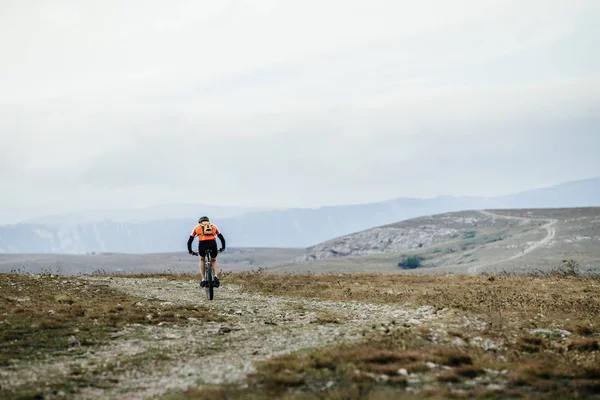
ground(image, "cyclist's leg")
xmin=210 ymin=241 xmax=219 ymax=277
xmin=200 ymin=258 xmax=206 ymax=280
xmin=198 ymin=242 xmax=207 ymax=280
xmin=211 ymin=257 xmax=218 ymax=277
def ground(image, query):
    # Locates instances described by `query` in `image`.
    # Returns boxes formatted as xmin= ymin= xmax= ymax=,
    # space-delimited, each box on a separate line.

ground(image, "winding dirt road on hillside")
xmin=468 ymin=210 xmax=557 ymax=274
xmin=1 ymin=278 xmax=447 ymax=400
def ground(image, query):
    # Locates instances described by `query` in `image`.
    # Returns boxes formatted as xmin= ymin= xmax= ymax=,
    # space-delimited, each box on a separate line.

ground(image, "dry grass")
xmin=180 ymin=272 xmax=599 ymax=400
xmin=0 ymin=273 xmax=224 ymax=398
xmin=96 ymin=271 xmax=600 ymax=399
xmin=5 ymin=271 xmax=598 ymax=400
xmin=568 ymin=338 xmax=599 ymax=352
xmin=216 ymin=328 xmax=598 ymax=399
xmin=455 ymin=365 xmax=483 ymax=378
xmin=574 ymin=325 xmax=597 ymax=336
xmin=436 ymin=371 xmax=460 ymax=383
xmin=227 ymin=272 xmax=600 ymax=316
xmin=138 ymin=271 xmax=600 ymax=399
xmin=313 ymin=311 xmax=344 ymax=325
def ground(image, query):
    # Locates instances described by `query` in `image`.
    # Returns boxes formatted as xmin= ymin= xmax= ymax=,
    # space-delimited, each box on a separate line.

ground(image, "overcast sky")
xmin=1 ymin=0 xmax=599 ymax=223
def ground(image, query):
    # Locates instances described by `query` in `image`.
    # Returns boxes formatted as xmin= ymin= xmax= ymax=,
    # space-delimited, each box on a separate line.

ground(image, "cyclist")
xmin=187 ymin=216 xmax=226 ymax=288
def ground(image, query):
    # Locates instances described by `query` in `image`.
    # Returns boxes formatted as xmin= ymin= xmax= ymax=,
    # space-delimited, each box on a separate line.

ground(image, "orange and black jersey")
xmin=191 ymin=222 xmax=220 ymax=242
xmin=187 ymin=222 xmax=226 ymax=253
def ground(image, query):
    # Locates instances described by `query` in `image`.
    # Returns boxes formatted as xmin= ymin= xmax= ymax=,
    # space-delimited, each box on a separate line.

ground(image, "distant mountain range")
xmin=24 ymin=203 xmax=268 ymax=225
xmin=1 ymin=177 xmax=599 ymax=254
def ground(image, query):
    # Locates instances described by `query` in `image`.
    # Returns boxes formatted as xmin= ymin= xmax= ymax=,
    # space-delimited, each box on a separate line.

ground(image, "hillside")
xmin=1 ymin=178 xmax=599 ymax=254
xmin=280 ymin=207 xmax=600 ymax=275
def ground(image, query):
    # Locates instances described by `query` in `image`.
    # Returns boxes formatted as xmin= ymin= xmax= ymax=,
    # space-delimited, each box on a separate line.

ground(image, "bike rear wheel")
xmin=205 ymin=257 xmax=214 ymax=300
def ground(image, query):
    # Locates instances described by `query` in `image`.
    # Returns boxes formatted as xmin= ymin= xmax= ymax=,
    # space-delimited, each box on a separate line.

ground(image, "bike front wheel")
xmin=205 ymin=259 xmax=214 ymax=300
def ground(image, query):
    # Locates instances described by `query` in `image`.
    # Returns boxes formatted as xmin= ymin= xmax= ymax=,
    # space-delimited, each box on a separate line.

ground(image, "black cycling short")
xmin=198 ymin=240 xmax=218 ymax=258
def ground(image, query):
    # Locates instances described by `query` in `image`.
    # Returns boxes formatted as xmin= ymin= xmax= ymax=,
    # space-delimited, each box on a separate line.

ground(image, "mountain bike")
xmin=193 ymin=249 xmax=222 ymax=300
xmin=204 ymin=253 xmax=215 ymax=300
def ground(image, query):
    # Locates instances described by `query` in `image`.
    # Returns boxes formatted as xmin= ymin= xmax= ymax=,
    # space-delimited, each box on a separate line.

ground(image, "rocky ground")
xmin=1 ymin=277 xmax=448 ymax=399
xmin=2 ymin=272 xmax=598 ymax=399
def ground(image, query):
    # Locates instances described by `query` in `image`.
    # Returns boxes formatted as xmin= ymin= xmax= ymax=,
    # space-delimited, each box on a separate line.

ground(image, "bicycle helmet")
xmin=198 ymin=216 xmax=209 ymax=223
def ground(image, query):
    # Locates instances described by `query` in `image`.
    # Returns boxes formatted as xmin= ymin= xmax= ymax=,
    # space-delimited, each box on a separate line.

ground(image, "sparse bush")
xmin=91 ymin=269 xmax=107 ymax=276
xmin=397 ymin=256 xmax=423 ymax=269
xmin=568 ymin=338 xmax=599 ymax=352
xmin=574 ymin=325 xmax=596 ymax=336
xmin=437 ymin=371 xmax=460 ymax=382
xmin=557 ymin=259 xmax=580 ymax=276
xmin=463 ymin=231 xmax=477 ymax=239
xmin=456 ymin=365 xmax=484 ymax=378
xmin=485 ymin=234 xmax=504 ymax=243
xmin=461 ymin=242 xmax=474 ymax=251
xmin=435 ymin=350 xmax=472 ymax=366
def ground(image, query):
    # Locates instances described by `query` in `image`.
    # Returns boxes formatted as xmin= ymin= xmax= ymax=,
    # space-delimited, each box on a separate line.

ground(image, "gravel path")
xmin=1 ymin=277 xmax=446 ymax=400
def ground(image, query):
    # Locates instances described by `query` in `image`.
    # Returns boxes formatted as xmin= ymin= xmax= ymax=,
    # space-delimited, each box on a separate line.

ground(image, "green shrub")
xmin=463 ymin=231 xmax=476 ymax=239
xmin=398 ymin=256 xmax=424 ymax=269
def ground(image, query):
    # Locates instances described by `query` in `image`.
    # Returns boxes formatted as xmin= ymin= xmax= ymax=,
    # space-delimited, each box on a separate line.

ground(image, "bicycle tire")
xmin=205 ymin=257 xmax=214 ymax=300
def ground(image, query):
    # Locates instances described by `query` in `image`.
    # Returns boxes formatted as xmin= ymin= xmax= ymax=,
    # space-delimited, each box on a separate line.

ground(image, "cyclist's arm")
xmin=217 ymin=233 xmax=226 ymax=250
xmin=187 ymin=235 xmax=195 ymax=253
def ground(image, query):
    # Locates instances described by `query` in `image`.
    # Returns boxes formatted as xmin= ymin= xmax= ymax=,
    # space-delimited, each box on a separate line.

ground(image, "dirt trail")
xmin=1 ymin=277 xmax=446 ymax=400
xmin=468 ymin=210 xmax=557 ymax=274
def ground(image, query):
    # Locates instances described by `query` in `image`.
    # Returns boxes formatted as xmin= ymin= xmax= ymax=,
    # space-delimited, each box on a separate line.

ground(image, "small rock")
xmin=398 ymin=368 xmax=408 ymax=376
xmin=487 ymin=384 xmax=505 ymax=391
xmin=219 ymin=327 xmax=232 ymax=334
xmin=48 ymin=310 xmax=56 ymax=314
xmin=529 ymin=328 xmax=554 ymax=336
xmin=16 ymin=297 xmax=31 ymax=302
xmin=110 ymin=330 xmax=128 ymax=338
xmin=417 ymin=306 xmax=435 ymax=314
xmin=482 ymin=339 xmax=499 ymax=351
xmin=326 ymin=380 xmax=335 ymax=389
xmin=426 ymin=362 xmax=437 ymax=369
xmin=529 ymin=328 xmax=571 ymax=339
xmin=234 ymin=310 xmax=243 ymax=315
xmin=68 ymin=335 xmax=80 ymax=347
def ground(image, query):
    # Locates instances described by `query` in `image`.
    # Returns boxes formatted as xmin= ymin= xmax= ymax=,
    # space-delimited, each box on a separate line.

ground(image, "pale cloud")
xmin=0 ymin=0 xmax=599 ymax=223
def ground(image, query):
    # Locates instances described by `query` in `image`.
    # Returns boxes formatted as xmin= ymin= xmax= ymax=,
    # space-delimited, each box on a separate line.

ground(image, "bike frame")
xmin=203 ymin=251 xmax=214 ymax=300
